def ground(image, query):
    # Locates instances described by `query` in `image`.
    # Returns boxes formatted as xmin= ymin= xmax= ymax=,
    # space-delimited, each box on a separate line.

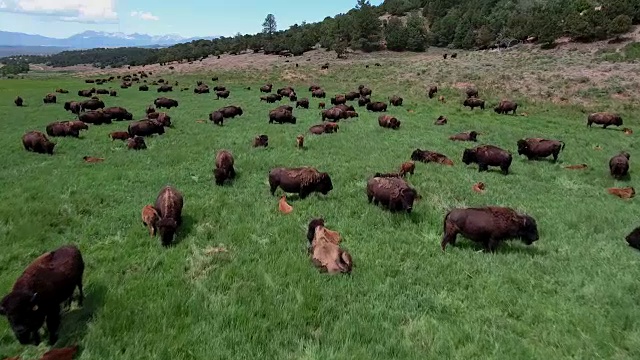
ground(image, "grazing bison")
xmin=64 ymin=101 xmax=82 ymax=114
xmin=77 ymin=90 xmax=92 ymax=97
xmin=219 ymin=105 xmax=243 ymax=118
xmin=359 ymin=86 xmax=372 ymax=97
xmin=46 ymin=122 xmax=79 ymax=138
xmin=462 ymin=145 xmax=512 ymax=174
xmin=253 ymin=135 xmax=269 ymax=148
xmin=127 ymin=136 xmax=147 ymax=150
xmin=209 ymin=111 xmax=224 ymax=125
xmin=428 ymin=86 xmax=438 ymax=99
xmin=434 ymin=116 xmax=447 ymax=125
xmin=321 ymin=108 xmax=346 ymax=122
xmin=194 ymin=85 xmax=210 ymax=94
xmin=312 ymin=89 xmax=326 ymax=98
xmin=330 ymin=95 xmax=347 ymax=106
xmin=411 ymin=149 xmax=454 ymax=166
xmin=389 ymin=95 xmax=403 ymax=106
xmin=275 ymin=105 xmax=294 ymax=112
xmin=64 ymin=120 xmax=88 ymax=132
xmin=358 ymin=96 xmax=371 ymax=107
xmin=139 ymin=85 xmax=149 ymax=91
xmin=216 ymin=90 xmax=230 ymax=99
xmin=345 ymin=91 xmax=360 ymax=101
xmin=0 ymin=245 xmax=84 ymax=345
xmin=214 ymin=150 xmax=236 ymax=186
xmin=463 ymin=98 xmax=485 ymax=110
xmin=626 ymin=227 xmax=640 ymax=250
xmin=128 ymin=120 xmax=165 ymax=137
xmin=366 ymin=102 xmax=387 ymax=112
xmin=154 ymin=186 xmax=184 ymax=247
xmin=81 ymin=99 xmax=105 ymax=111
xmin=269 ymin=109 xmax=297 ymax=124
xmin=79 ymin=110 xmax=112 ymax=125
xmin=517 ymin=138 xmax=565 ymax=161
xmin=103 ymin=107 xmax=133 ymax=121
xmin=261 ymin=94 xmax=282 ymax=103
xmin=466 ymin=87 xmax=479 ymax=98
xmin=306 ymin=219 xmax=353 ymax=274
xmin=494 ymin=100 xmax=518 ymax=115
xmin=610 ymin=152 xmax=631 ymax=179
xmin=366 ymin=176 xmax=418 ymax=213
xmin=14 ymin=96 xmax=23 ymax=107
xmin=378 ymin=115 xmax=401 ymax=129
xmin=296 ymin=98 xmax=310 ymax=109
xmin=153 ymin=113 xmax=171 ymax=127
xmin=260 ymin=84 xmax=273 ymax=93
xmin=449 ymin=131 xmax=479 ymax=142
xmin=96 ymin=89 xmax=109 ymax=95
xmin=22 ymin=131 xmax=55 ymax=155
xmin=587 ymin=112 xmax=623 ymax=129
xmin=269 ymin=167 xmax=333 ymax=199
xmin=109 ymin=131 xmax=130 ymax=141
xmin=154 ymin=97 xmax=178 ymax=109
xmin=345 ymin=110 xmax=359 ymax=119
xmin=43 ymin=94 xmax=57 ymax=104
xmin=157 ymin=85 xmax=173 ymax=93
xmin=441 ymin=207 xmax=539 ymax=252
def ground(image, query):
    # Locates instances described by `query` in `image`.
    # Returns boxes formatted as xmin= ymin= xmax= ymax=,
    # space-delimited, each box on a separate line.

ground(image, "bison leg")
xmin=77 ymin=279 xmax=84 ymax=307
xmin=486 ymin=238 xmax=499 ymax=253
xmin=602 ymin=124 xmax=609 ymax=129
xmin=478 ymin=163 xmax=488 ymax=172
xmin=299 ymin=189 xmax=310 ymax=199
xmin=45 ymin=306 xmax=61 ymax=345
xmin=229 ymin=167 xmax=236 ymax=179
xmin=501 ymin=165 xmax=510 ymax=175
xmin=441 ymin=230 xmax=457 ymax=251
xmin=269 ymin=182 xmax=278 ymax=196
xmin=552 ymin=151 xmax=559 ymax=162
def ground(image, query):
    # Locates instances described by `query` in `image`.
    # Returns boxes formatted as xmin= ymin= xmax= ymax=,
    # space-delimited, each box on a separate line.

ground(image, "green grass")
xmin=1 ymin=66 xmax=640 ymax=359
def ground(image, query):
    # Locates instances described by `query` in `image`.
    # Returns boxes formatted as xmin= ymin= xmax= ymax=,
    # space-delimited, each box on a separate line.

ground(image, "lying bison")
xmin=449 ymin=131 xmax=479 ymax=142
xmin=216 ymin=90 xmax=230 ymax=99
xmin=389 ymin=95 xmax=403 ymax=106
xmin=154 ymin=97 xmax=178 ymax=109
xmin=378 ymin=115 xmax=401 ymax=129
xmin=441 ymin=206 xmax=539 ymax=252
xmin=587 ymin=112 xmax=623 ymax=129
xmin=157 ymin=85 xmax=173 ymax=93
xmin=43 ymin=94 xmax=56 ymax=104
xmin=139 ymin=85 xmax=149 ymax=91
xmin=610 ymin=152 xmax=630 ymax=179
xmin=269 ymin=109 xmax=297 ymax=124
xmin=253 ymin=134 xmax=269 ymax=147
xmin=462 ymin=145 xmax=512 ymax=174
xmin=103 ymin=107 xmax=133 ymax=121
xmin=0 ymin=245 xmax=84 ymax=345
xmin=411 ymin=149 xmax=454 ymax=166
xmin=22 ymin=131 xmax=55 ymax=155
xmin=366 ymin=102 xmax=387 ymax=112
xmin=154 ymin=186 xmax=184 ymax=247
xmin=367 ymin=176 xmax=418 ymax=213
xmin=517 ymin=138 xmax=565 ymax=161
xmin=269 ymin=167 xmax=333 ymax=199
xmin=128 ymin=120 xmax=165 ymax=137
xmin=214 ymin=150 xmax=236 ymax=186
xmin=494 ymin=100 xmax=518 ymax=115
xmin=307 ymin=218 xmax=353 ymax=274
xmin=81 ymin=99 xmax=105 ymax=111
xmin=46 ymin=122 xmax=79 ymax=138
xmin=77 ymin=90 xmax=93 ymax=97
xmin=463 ymin=97 xmax=485 ymax=110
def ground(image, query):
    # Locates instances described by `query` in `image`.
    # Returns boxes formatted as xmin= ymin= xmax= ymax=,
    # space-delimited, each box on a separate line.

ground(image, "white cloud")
xmin=130 ymin=10 xmax=159 ymax=21
xmin=0 ymin=0 xmax=118 ymax=23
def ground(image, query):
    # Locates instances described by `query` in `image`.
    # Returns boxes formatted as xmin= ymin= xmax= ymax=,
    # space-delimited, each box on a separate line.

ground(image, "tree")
xmin=475 ymin=25 xmax=494 ymax=48
xmin=405 ymin=12 xmax=427 ymax=52
xmin=353 ymin=0 xmax=382 ymax=52
xmin=385 ymin=17 xmax=407 ymax=51
xmin=609 ymin=15 xmax=633 ymax=36
xmin=262 ymin=14 xmax=277 ymax=35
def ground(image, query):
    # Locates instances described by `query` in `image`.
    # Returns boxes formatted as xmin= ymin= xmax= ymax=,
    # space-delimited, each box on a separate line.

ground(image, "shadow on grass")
xmin=451 ymin=240 xmax=547 ymax=256
xmin=56 ymin=282 xmax=108 ymax=352
xmin=175 ymin=214 xmax=196 ymax=244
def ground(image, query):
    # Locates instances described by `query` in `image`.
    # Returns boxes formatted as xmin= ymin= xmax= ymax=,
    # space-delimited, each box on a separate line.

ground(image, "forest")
xmin=1 ymin=0 xmax=638 ymax=70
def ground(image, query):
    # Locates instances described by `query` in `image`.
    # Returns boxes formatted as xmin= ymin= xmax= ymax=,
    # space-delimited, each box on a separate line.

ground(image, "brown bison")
xmin=308 ymin=85 xmax=321 ymax=92
xmin=0 ymin=245 xmax=84 ymax=345
xmin=345 ymin=110 xmax=359 ymax=119
xmin=466 ymin=87 xmax=479 ymax=98
xmin=77 ymin=90 xmax=92 ymax=97
xmin=127 ymin=136 xmax=147 ymax=150
xmin=306 ymin=219 xmax=353 ymax=274
xmin=378 ymin=115 xmax=401 ymax=129
xmin=434 ymin=115 xmax=447 ymax=125
xmin=261 ymin=94 xmax=282 ymax=103
xmin=209 ymin=111 xmax=224 ymax=125
xmin=366 ymin=176 xmax=418 ymax=213
xmin=366 ymin=102 xmax=387 ymax=112
xmin=296 ymin=98 xmax=310 ymax=109
xmin=610 ymin=152 xmax=630 ymax=179
xmin=213 ymin=85 xmax=227 ymax=92
xmin=330 ymin=95 xmax=347 ymax=106
xmin=214 ymin=150 xmax=236 ymax=186
xmin=103 ymin=107 xmax=133 ymax=121
xmin=276 ymin=105 xmax=294 ymax=112
xmin=463 ymin=98 xmax=485 ymax=110
xmin=194 ymin=85 xmax=210 ymax=94
xmin=269 ymin=109 xmax=297 ymax=124
xmin=154 ymin=186 xmax=184 ymax=247
xmin=15 ymin=96 xmax=23 ymax=107
xmin=146 ymin=105 xmax=156 ymax=114
xmin=96 ymin=89 xmax=109 ymax=95
xmin=318 ymin=102 xmax=326 ymax=109
xmin=400 ymin=161 xmax=415 ymax=176
xmin=345 ymin=91 xmax=360 ymax=101
xmin=450 ymin=131 xmax=479 ymax=142
xmin=154 ymin=97 xmax=178 ymax=109
xmin=157 ymin=85 xmax=173 ymax=93
xmin=55 ymin=88 xmax=69 ymax=94
xmin=389 ymin=96 xmax=403 ymax=106
xmin=219 ymin=105 xmax=243 ymax=119
xmin=608 ymin=187 xmax=635 ymax=199
xmin=260 ymin=84 xmax=273 ymax=93
xmin=128 ymin=120 xmax=165 ymax=137
xmin=81 ymin=99 xmax=105 ymax=111
xmin=22 ymin=131 xmax=56 ymax=155
xmin=494 ymin=100 xmax=518 ymax=115
xmin=428 ymin=86 xmax=438 ymax=99
xmin=359 ymin=85 xmax=372 ymax=97
xmin=269 ymin=167 xmax=333 ymax=199
xmin=296 ymin=135 xmax=304 ymax=148
xmin=141 ymin=205 xmax=159 ymax=237
xmin=46 ymin=122 xmax=79 ymax=138
xmin=43 ymin=94 xmax=57 ymax=104
xmin=153 ymin=113 xmax=171 ymax=128
xmin=253 ymin=134 xmax=269 ymax=148
xmin=311 ymin=89 xmax=326 ymax=98
xmin=411 ymin=149 xmax=454 ymax=166
xmin=110 ymin=131 xmax=130 ymax=141
xmin=358 ymin=96 xmax=371 ymax=107
xmin=79 ymin=110 xmax=112 ymax=125
xmin=334 ymin=104 xmax=355 ymax=112
xmin=64 ymin=101 xmax=82 ymax=114
xmin=216 ymin=90 xmax=230 ymax=99
xmin=462 ymin=145 xmax=512 ymax=174
xmin=64 ymin=120 xmax=88 ymax=132
xmin=587 ymin=112 xmax=623 ymax=129
xmin=517 ymin=138 xmax=565 ymax=161
xmin=321 ymin=108 xmax=345 ymax=122
xmin=441 ymin=207 xmax=539 ymax=252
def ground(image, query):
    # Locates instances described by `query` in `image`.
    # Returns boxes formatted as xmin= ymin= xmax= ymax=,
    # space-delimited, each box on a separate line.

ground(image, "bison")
xmin=330 ymin=95 xmax=347 ymax=106
xmin=15 ymin=96 xmax=24 ymax=107
xmin=345 ymin=92 xmax=360 ymax=101
xmin=400 ymin=161 xmax=415 ymax=177
xmin=261 ymin=94 xmax=282 ymax=103
xmin=79 ymin=110 xmax=111 ymax=125
xmin=216 ymin=90 xmax=230 ymax=99
xmin=22 ymin=131 xmax=55 ymax=155
xmin=462 ymin=145 xmax=512 ymax=174
xmin=269 ymin=109 xmax=297 ymax=124
xmin=103 ymin=107 xmax=133 ymax=121
xmin=253 ymin=135 xmax=269 ymax=148
xmin=378 ymin=115 xmax=401 ymax=129
xmin=157 ymin=85 xmax=173 ymax=93
xmin=434 ymin=116 xmax=447 ymax=125
xmin=411 ymin=149 xmax=454 ymax=166
xmin=96 ymin=89 xmax=109 ymax=95
xmin=428 ymin=86 xmax=438 ymax=99
xmin=306 ymin=219 xmax=353 ymax=274
xmin=154 ymin=186 xmax=184 ymax=247
xmin=64 ymin=120 xmax=88 ymax=132
xmin=55 ymin=88 xmax=69 ymax=94
xmin=219 ymin=105 xmax=243 ymax=118
xmin=463 ymin=98 xmax=485 ymax=110
xmin=128 ymin=120 xmax=165 ymax=137
xmin=260 ymin=84 xmax=273 ymax=93
xmin=109 ymin=131 xmax=130 ymax=141
xmin=269 ymin=167 xmax=333 ymax=199
xmin=389 ymin=96 xmax=403 ymax=106
xmin=366 ymin=176 xmax=418 ymax=213
xmin=46 ymin=122 xmax=79 ymax=138
xmin=366 ymin=102 xmax=387 ymax=112
xmin=141 ymin=205 xmax=159 ymax=237
xmin=77 ymin=90 xmax=93 ymax=97
xmin=127 ymin=136 xmax=147 ymax=150
xmin=0 ymin=245 xmax=84 ymax=345
xmin=625 ymin=227 xmax=640 ymax=250
xmin=587 ymin=112 xmax=623 ymax=129
xmin=64 ymin=101 xmax=82 ymax=114
xmin=311 ymin=89 xmax=326 ymax=98
xmin=358 ymin=96 xmax=371 ymax=107
xmin=494 ymin=100 xmax=518 ymax=115
xmin=153 ymin=113 xmax=171 ymax=128
xmin=209 ymin=111 xmax=224 ymax=126
xmin=466 ymin=87 xmax=479 ymax=98
xmin=610 ymin=152 xmax=631 ymax=179
xmin=321 ymin=108 xmax=345 ymax=122
xmin=81 ymin=99 xmax=105 ymax=111
xmin=214 ymin=150 xmax=236 ymax=186
xmin=318 ymin=102 xmax=326 ymax=109
xmin=139 ymin=85 xmax=149 ymax=91
xmin=43 ymin=94 xmax=57 ymax=104
xmin=154 ymin=97 xmax=178 ymax=109
xmin=441 ymin=207 xmax=539 ymax=252
xmin=296 ymin=98 xmax=310 ymax=109
xmin=449 ymin=131 xmax=479 ymax=142
xmin=296 ymin=135 xmax=304 ymax=148
xmin=359 ymin=86 xmax=372 ymax=97
xmin=194 ymin=85 xmax=210 ymax=94
xmin=517 ymin=138 xmax=565 ymax=161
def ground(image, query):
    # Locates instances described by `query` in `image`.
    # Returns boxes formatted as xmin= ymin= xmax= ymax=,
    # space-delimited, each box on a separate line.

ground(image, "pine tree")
xmin=262 ymin=14 xmax=277 ymax=35
xmin=405 ymin=13 xmax=427 ymax=52
xmin=385 ymin=17 xmax=407 ymax=51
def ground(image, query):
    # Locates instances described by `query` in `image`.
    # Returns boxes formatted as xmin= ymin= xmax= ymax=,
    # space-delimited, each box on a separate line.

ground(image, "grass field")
xmin=1 ymin=60 xmax=640 ymax=359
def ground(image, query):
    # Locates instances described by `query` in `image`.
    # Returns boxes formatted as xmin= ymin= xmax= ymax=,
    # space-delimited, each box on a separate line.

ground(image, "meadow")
xmin=1 ymin=55 xmax=640 ymax=359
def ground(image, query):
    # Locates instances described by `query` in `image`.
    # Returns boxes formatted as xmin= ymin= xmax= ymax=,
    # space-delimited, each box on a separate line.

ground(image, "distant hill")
xmin=0 ymin=45 xmax=71 ymax=57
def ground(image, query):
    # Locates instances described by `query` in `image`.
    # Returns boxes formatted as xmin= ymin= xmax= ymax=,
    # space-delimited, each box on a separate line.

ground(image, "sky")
xmin=0 ymin=0 xmax=384 ymax=38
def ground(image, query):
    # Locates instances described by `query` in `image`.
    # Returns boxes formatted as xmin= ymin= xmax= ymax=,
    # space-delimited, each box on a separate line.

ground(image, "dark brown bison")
xmin=276 ymin=105 xmax=293 ymax=112
xmin=43 ymin=94 xmax=57 ymax=104
xmin=289 ymin=94 xmax=298 ymax=102
xmin=260 ymin=84 xmax=273 ymax=93
xmin=441 ymin=207 xmax=539 ymax=252
xmin=359 ymin=86 xmax=372 ymax=97
xmin=318 ymin=102 xmax=326 ymax=109
xmin=345 ymin=91 xmax=360 ymax=101
xmin=22 ymin=131 xmax=55 ymax=155
xmin=153 ymin=113 xmax=171 ymax=127
xmin=219 ymin=105 xmax=243 ymax=118
xmin=216 ymin=90 xmax=230 ymax=99
xmin=146 ymin=105 xmax=156 ymax=114
xmin=81 ymin=99 xmax=105 ymax=111
xmin=330 ymin=95 xmax=347 ymax=106
xmin=269 ymin=109 xmax=297 ymax=124
xmin=253 ymin=135 xmax=269 ymax=148
xmin=517 ymin=138 xmax=565 ymax=161
xmin=296 ymin=98 xmax=310 ymax=109
xmin=128 ymin=120 xmax=165 ymax=137
xmin=466 ymin=87 xmax=479 ymax=98
xmin=79 ymin=110 xmax=112 ymax=125
xmin=626 ymin=227 xmax=640 ymax=250
xmin=64 ymin=120 xmax=88 ymax=132
xmin=307 ymin=219 xmax=353 ymax=274
xmin=389 ymin=96 xmax=403 ymax=106
xmin=434 ymin=116 xmax=447 ymax=125
xmin=0 ymin=245 xmax=84 ymax=345
xmin=261 ymin=94 xmax=282 ymax=103
xmin=587 ymin=112 xmax=623 ymax=129
xmin=14 ymin=96 xmax=23 ymax=107
xmin=378 ymin=115 xmax=401 ymax=129
xmin=312 ymin=89 xmax=326 ymax=98
xmin=103 ymin=107 xmax=133 ymax=121
xmin=139 ymin=85 xmax=149 ymax=91
xmin=214 ymin=150 xmax=236 ymax=186
xmin=209 ymin=111 xmax=224 ymax=125
xmin=494 ymin=100 xmax=518 ymax=115
xmin=309 ymin=85 xmax=321 ymax=92
xmin=55 ymin=88 xmax=69 ymax=94
xmin=358 ymin=96 xmax=371 ymax=107
xmin=366 ymin=102 xmax=387 ymax=112
xmin=46 ymin=122 xmax=79 ymax=138
xmin=366 ymin=176 xmax=418 ymax=213
xmin=277 ymin=87 xmax=295 ymax=97
xmin=96 ymin=89 xmax=109 ymax=95
xmin=462 ymin=145 xmax=512 ymax=174
xmin=345 ymin=110 xmax=359 ymax=119
xmin=157 ymin=85 xmax=173 ymax=93
xmin=154 ymin=186 xmax=184 ymax=247
xmin=110 ymin=131 xmax=130 ymax=141
xmin=321 ymin=64 xmax=329 ymax=70
xmin=428 ymin=86 xmax=438 ymax=99
xmin=334 ymin=104 xmax=355 ymax=112
xmin=269 ymin=167 xmax=333 ymax=199
xmin=297 ymin=135 xmax=304 ymax=148
xmin=463 ymin=98 xmax=485 ymax=110
xmin=64 ymin=101 xmax=82 ymax=114
xmin=610 ymin=152 xmax=631 ymax=179
xmin=154 ymin=97 xmax=178 ymax=109
xmin=194 ymin=85 xmax=210 ymax=94
xmin=212 ymin=85 xmax=225 ymax=92
xmin=127 ymin=136 xmax=147 ymax=150
xmin=450 ymin=131 xmax=479 ymax=142
xmin=411 ymin=149 xmax=454 ymax=166
xmin=85 ymin=79 xmax=95 ymax=83
xmin=77 ymin=89 xmax=93 ymax=97
xmin=321 ymin=108 xmax=346 ymax=122
xmin=108 ymin=90 xmax=117 ymax=97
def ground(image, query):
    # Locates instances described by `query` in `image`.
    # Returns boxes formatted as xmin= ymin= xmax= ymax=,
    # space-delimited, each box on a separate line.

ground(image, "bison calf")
xmin=110 ymin=131 xmax=130 ymax=141
xmin=378 ymin=115 xmax=401 ymax=129
xmin=142 ymin=205 xmax=160 ymax=237
xmin=307 ymin=219 xmax=353 ymax=274
xmin=127 ymin=136 xmax=147 ymax=150
xmin=450 ymin=131 xmax=478 ymax=142
xmin=253 ymin=134 xmax=269 ymax=148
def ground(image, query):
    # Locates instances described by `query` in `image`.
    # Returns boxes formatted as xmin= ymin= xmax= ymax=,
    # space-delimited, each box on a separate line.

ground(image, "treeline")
xmin=0 ymin=60 xmax=29 ymax=76
xmin=1 ymin=0 xmax=638 ymax=68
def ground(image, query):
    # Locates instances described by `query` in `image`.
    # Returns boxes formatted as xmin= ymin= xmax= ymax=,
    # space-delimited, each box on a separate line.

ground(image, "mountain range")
xmin=0 ymin=30 xmax=218 ymax=55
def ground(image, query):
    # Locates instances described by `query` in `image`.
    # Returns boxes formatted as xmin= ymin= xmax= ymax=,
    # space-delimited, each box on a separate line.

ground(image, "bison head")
xmin=400 ymin=188 xmax=418 ymax=213
xmin=63 ymin=102 xmax=71 ymax=111
xmin=516 ymin=140 xmax=530 ymax=155
xmin=213 ymin=168 xmax=230 ymax=186
xmin=519 ymin=215 xmax=539 ymax=245
xmin=620 ymin=151 xmax=631 ymax=160
xmin=45 ymin=141 xmax=56 ymax=155
xmin=626 ymin=227 xmax=640 ymax=250
xmin=391 ymin=119 xmax=401 ymax=129
xmin=614 ymin=115 xmax=623 ymax=126
xmin=307 ymin=218 xmax=325 ymax=244
xmin=463 ymin=99 xmax=472 ymax=107
xmin=493 ymin=106 xmax=501 ymax=113
xmin=468 ymin=131 xmax=478 ymax=141
xmin=0 ymin=291 xmax=45 ymax=345
xmin=410 ymin=149 xmax=424 ymax=162
xmin=124 ymin=112 xmax=133 ymax=121
xmin=317 ymin=173 xmax=333 ymax=195
xmin=462 ymin=149 xmax=477 ymax=165
xmin=157 ymin=218 xmax=178 ymax=246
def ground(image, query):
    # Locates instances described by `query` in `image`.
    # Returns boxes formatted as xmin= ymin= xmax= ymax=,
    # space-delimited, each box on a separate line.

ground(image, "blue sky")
xmin=0 ymin=0 xmax=384 ymax=38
